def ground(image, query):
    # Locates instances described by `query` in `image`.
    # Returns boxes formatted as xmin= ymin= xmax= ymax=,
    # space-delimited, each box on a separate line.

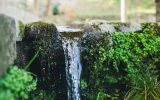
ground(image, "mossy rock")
xmin=80 ymin=21 xmax=160 ymax=99
xmin=16 ymin=22 xmax=57 ymax=67
xmin=83 ymin=21 xmax=142 ymax=33
xmin=141 ymin=23 xmax=160 ymax=35
xmin=24 ymin=22 xmax=57 ymax=39
xmin=22 ymin=21 xmax=67 ymax=98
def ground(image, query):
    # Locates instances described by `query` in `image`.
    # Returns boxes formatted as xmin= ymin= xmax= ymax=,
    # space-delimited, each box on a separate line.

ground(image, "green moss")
xmin=18 ymin=20 xmax=25 ymax=40
xmin=141 ymin=23 xmax=160 ymax=35
xmin=114 ymin=23 xmax=130 ymax=31
xmin=27 ymin=21 xmax=52 ymax=26
xmin=25 ymin=21 xmax=57 ymax=39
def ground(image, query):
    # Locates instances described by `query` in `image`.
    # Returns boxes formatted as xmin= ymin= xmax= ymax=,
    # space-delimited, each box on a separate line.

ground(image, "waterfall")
xmin=57 ymin=26 xmax=83 ymax=100
xmin=62 ymin=38 xmax=82 ymax=100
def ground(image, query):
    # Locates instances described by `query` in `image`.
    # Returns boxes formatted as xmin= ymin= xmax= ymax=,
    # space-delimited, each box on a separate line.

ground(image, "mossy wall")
xmin=15 ymin=20 xmax=160 ymax=99
xmin=16 ymin=22 xmax=67 ymax=99
xmin=81 ymin=21 xmax=160 ymax=99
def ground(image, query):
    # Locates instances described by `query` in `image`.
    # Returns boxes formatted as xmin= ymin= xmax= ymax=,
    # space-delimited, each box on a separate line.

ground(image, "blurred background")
xmin=0 ymin=0 xmax=157 ymax=25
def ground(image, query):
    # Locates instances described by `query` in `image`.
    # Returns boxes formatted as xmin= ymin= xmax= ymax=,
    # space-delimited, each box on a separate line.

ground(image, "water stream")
xmin=62 ymin=38 xmax=82 ymax=100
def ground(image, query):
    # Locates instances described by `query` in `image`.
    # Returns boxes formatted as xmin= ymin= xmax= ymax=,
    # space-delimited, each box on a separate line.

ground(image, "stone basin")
xmin=57 ymin=26 xmax=83 ymax=38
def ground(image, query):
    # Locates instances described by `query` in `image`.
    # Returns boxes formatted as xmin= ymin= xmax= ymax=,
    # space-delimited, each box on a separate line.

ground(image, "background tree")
xmin=45 ymin=0 xmax=51 ymax=16
xmin=120 ymin=0 xmax=127 ymax=22
xmin=155 ymin=0 xmax=160 ymax=21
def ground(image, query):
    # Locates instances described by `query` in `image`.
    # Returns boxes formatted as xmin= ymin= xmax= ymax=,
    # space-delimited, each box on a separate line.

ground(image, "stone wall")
xmin=15 ymin=20 xmax=160 ymax=96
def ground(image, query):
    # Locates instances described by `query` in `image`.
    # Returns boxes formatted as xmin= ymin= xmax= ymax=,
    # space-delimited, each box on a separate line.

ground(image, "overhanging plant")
xmin=0 ymin=66 xmax=37 ymax=100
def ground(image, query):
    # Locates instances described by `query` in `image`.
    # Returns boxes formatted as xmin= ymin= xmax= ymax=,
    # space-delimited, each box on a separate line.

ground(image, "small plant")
xmin=96 ymin=92 xmax=107 ymax=100
xmin=18 ymin=20 xmax=25 ymax=40
xmin=52 ymin=3 xmax=60 ymax=15
xmin=124 ymin=67 xmax=160 ymax=100
xmin=33 ymin=90 xmax=56 ymax=100
xmin=81 ymin=79 xmax=88 ymax=89
xmin=0 ymin=66 xmax=37 ymax=100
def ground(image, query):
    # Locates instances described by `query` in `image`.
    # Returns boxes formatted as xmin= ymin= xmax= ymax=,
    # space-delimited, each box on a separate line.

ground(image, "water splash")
xmin=62 ymin=38 xmax=82 ymax=100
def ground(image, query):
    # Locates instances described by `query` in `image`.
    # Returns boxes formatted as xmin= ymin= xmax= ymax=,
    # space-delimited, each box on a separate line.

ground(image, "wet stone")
xmin=57 ymin=26 xmax=83 ymax=39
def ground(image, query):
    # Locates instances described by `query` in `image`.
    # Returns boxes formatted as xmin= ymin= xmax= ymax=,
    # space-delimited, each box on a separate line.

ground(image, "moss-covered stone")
xmin=19 ymin=21 xmax=67 ymax=99
xmin=25 ymin=22 xmax=57 ymax=39
xmin=80 ymin=21 xmax=160 ymax=99
xmin=141 ymin=23 xmax=160 ymax=35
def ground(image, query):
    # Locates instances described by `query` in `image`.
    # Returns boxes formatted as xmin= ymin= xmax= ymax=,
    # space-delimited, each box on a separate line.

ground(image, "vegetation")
xmin=18 ymin=20 xmax=25 ymax=40
xmin=1 ymin=20 xmax=160 ymax=100
xmin=82 ymin=25 xmax=160 ymax=99
xmin=33 ymin=90 xmax=56 ymax=100
xmin=0 ymin=66 xmax=37 ymax=100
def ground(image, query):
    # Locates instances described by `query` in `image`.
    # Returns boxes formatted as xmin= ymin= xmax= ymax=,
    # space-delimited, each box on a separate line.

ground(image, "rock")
xmin=0 ymin=14 xmax=16 ymax=77
xmin=81 ymin=21 xmax=143 ymax=49
xmin=22 ymin=22 xmax=67 ymax=99
xmin=80 ymin=21 xmax=144 ymax=80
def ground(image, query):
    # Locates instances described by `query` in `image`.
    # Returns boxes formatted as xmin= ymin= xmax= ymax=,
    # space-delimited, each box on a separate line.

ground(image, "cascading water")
xmin=58 ymin=26 xmax=83 ymax=100
xmin=62 ymin=38 xmax=82 ymax=100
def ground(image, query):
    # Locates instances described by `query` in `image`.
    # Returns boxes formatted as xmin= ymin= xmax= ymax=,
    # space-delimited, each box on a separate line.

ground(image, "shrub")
xmin=0 ymin=66 xmax=37 ymax=100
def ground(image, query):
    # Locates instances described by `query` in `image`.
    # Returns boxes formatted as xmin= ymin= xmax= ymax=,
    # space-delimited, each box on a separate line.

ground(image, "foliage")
xmin=109 ymin=32 xmax=160 ymax=80
xmin=124 ymin=67 xmax=160 ymax=100
xmin=141 ymin=23 xmax=160 ymax=36
xmin=81 ymin=79 xmax=88 ymax=89
xmin=0 ymin=66 xmax=37 ymax=100
xmin=18 ymin=20 xmax=25 ymax=40
xmin=80 ymin=79 xmax=88 ymax=98
xmin=82 ymin=33 xmax=120 ymax=100
xmin=33 ymin=90 xmax=56 ymax=100
xmin=96 ymin=92 xmax=107 ymax=100
xmin=83 ymin=30 xmax=160 ymax=99
xmin=52 ymin=3 xmax=60 ymax=15
xmin=24 ymin=49 xmax=40 ymax=70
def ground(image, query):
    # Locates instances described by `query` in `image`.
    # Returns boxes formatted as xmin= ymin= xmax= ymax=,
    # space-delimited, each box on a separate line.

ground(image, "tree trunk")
xmin=32 ymin=0 xmax=38 ymax=13
xmin=45 ymin=0 xmax=51 ymax=16
xmin=33 ymin=0 xmax=38 ymax=10
xmin=155 ymin=0 xmax=160 ymax=22
xmin=120 ymin=0 xmax=127 ymax=22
